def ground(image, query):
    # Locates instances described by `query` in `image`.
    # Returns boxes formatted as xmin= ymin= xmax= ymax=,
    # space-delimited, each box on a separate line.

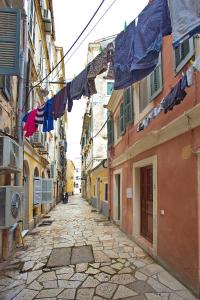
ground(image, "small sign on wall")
xmin=126 ymin=188 xmax=133 ymax=199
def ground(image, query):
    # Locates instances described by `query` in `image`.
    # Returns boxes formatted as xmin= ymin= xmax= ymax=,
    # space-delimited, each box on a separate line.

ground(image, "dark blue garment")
xmin=163 ymin=77 xmax=187 ymax=113
xmin=43 ymin=99 xmax=54 ymax=132
xmin=66 ymin=82 xmax=73 ymax=113
xmin=22 ymin=112 xmax=29 ymax=122
xmin=114 ymin=20 xmax=136 ymax=90
xmin=161 ymin=0 xmax=172 ymax=36
xmin=132 ymin=0 xmax=168 ymax=71
xmin=70 ymin=68 xmax=89 ymax=101
xmin=114 ymin=0 xmax=171 ymax=90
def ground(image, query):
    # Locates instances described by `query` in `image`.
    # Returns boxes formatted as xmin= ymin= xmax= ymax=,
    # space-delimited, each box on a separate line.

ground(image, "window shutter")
xmin=124 ymin=87 xmax=134 ymax=126
xmin=175 ymin=47 xmax=181 ymax=68
xmin=33 ymin=177 xmax=42 ymax=205
xmin=150 ymin=54 xmax=162 ymax=99
xmin=107 ymin=116 xmax=114 ymax=148
xmin=41 ymin=179 xmax=53 ymax=204
xmin=119 ymin=102 xmax=125 ymax=135
xmin=0 ymin=8 xmax=21 ymax=75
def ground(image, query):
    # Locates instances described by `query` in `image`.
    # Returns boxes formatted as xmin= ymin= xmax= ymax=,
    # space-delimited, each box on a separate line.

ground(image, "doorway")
xmin=140 ymin=165 xmax=153 ymax=243
xmin=96 ymin=177 xmax=101 ymax=212
xmin=114 ymin=173 xmax=121 ymax=223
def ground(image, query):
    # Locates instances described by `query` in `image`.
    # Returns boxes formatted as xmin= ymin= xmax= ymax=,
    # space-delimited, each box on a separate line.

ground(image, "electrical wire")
xmin=92 ymin=117 xmax=108 ymax=139
xmin=50 ymin=0 xmax=117 ymax=84
xmin=28 ymin=0 xmax=106 ymax=94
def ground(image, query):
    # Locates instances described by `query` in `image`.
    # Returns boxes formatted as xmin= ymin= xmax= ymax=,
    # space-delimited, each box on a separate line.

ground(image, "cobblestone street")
xmin=0 ymin=195 xmax=198 ymax=300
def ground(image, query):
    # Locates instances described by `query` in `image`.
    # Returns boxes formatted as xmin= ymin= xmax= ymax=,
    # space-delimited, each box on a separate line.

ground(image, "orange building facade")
xmin=107 ymin=35 xmax=200 ymax=295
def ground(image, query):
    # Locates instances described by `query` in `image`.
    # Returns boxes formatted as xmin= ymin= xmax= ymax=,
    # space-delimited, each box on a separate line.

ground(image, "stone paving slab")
xmin=71 ymin=245 xmax=94 ymax=264
xmin=47 ymin=247 xmax=71 ymax=268
xmin=0 ymin=195 xmax=198 ymax=300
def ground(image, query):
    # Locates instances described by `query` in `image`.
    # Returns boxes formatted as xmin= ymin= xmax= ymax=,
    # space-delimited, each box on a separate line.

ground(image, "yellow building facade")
xmin=89 ymin=160 xmax=109 ymax=217
xmin=0 ymin=0 xmax=67 ymax=258
xmin=65 ymin=160 xmax=75 ymax=195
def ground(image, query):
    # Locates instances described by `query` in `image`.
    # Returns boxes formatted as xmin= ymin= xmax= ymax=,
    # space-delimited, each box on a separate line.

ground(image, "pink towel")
xmin=23 ymin=109 xmax=37 ymax=137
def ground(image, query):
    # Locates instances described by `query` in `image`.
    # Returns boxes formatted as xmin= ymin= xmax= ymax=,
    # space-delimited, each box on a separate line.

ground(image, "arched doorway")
xmin=34 ymin=167 xmax=39 ymax=177
xmin=24 ymin=160 xmax=30 ymax=229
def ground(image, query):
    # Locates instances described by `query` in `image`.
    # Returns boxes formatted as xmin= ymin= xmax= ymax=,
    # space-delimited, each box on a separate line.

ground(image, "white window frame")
xmin=174 ymin=37 xmax=195 ymax=74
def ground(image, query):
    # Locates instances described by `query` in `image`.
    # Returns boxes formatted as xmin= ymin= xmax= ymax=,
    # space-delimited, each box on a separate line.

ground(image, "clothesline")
xmin=137 ymin=57 xmax=200 ymax=132
xmin=22 ymin=0 xmax=200 ymax=138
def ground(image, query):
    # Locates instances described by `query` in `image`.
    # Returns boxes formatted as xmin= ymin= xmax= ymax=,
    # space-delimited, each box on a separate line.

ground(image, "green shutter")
xmin=124 ymin=87 xmax=134 ymax=127
xmin=120 ymin=102 xmax=125 ymax=135
xmin=0 ymin=8 xmax=21 ymax=75
xmin=175 ymin=47 xmax=181 ymax=68
xmin=107 ymin=117 xmax=114 ymax=148
xmin=150 ymin=54 xmax=162 ymax=99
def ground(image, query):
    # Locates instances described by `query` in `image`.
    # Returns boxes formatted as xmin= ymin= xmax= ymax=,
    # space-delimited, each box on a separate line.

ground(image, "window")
xmin=119 ymin=102 xmax=125 ymax=135
xmin=174 ymin=38 xmax=194 ymax=73
xmin=150 ymin=54 xmax=162 ymax=100
xmin=29 ymin=0 xmax=36 ymax=43
xmin=104 ymin=183 xmax=108 ymax=201
xmin=115 ymin=114 xmax=120 ymax=141
xmin=124 ymin=87 xmax=134 ymax=126
xmin=139 ymin=53 xmax=163 ymax=113
xmin=0 ymin=76 xmax=11 ymax=101
xmin=107 ymin=81 xmax=114 ymax=95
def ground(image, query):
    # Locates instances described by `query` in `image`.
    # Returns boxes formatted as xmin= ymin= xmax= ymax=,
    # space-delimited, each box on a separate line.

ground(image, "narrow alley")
xmin=0 ymin=195 xmax=197 ymax=300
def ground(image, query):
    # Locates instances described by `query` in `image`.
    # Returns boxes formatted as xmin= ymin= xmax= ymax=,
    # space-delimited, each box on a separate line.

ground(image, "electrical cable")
xmin=50 ymin=0 xmax=117 ymax=84
xmin=28 ymin=0 xmax=106 ymax=94
xmin=92 ymin=116 xmax=108 ymax=139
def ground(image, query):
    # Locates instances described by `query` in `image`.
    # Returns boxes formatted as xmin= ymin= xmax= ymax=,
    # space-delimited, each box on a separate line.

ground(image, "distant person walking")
xmin=63 ymin=192 xmax=68 ymax=204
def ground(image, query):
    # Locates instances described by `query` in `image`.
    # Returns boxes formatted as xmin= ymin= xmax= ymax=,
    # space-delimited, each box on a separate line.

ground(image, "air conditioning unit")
xmin=31 ymin=131 xmax=44 ymax=147
xmin=0 ymin=186 xmax=24 ymax=229
xmin=39 ymin=141 xmax=48 ymax=155
xmin=42 ymin=9 xmax=52 ymax=34
xmin=0 ymin=136 xmax=23 ymax=172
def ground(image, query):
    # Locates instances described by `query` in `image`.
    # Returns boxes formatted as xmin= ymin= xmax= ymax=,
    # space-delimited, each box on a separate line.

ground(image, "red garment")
xmin=23 ymin=109 xmax=37 ymax=137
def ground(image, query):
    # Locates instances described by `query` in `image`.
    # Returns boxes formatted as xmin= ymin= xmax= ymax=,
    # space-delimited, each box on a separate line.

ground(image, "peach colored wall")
xmin=110 ymin=129 xmax=200 ymax=293
xmin=157 ymin=132 xmax=199 ymax=291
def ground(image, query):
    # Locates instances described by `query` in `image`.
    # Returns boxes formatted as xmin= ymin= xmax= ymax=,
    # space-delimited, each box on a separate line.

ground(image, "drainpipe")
xmin=16 ymin=1 xmax=29 ymax=185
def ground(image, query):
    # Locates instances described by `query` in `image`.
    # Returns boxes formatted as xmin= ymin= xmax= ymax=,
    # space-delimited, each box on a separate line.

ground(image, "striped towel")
xmin=35 ymin=104 xmax=45 ymax=124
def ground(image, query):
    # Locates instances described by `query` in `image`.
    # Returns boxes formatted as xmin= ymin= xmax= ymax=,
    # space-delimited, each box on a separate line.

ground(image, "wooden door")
xmin=140 ymin=165 xmax=153 ymax=243
xmin=115 ymin=174 xmax=121 ymax=221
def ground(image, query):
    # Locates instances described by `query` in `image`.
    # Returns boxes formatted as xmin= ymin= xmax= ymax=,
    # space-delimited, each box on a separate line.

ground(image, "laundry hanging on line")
xmin=136 ymin=53 xmax=200 ymax=132
xmin=168 ymin=0 xmax=200 ymax=48
xmin=22 ymin=0 xmax=200 ymax=137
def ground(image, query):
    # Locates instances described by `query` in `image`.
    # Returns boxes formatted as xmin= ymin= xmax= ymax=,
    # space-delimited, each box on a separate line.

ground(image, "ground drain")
xmin=46 ymin=245 xmax=94 ymax=268
xmin=38 ymin=220 xmax=54 ymax=227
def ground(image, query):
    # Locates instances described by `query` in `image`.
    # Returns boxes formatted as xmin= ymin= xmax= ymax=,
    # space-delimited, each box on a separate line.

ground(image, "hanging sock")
xmin=51 ymin=86 xmax=68 ymax=119
xmin=23 ymin=109 xmax=38 ymax=137
xmin=35 ymin=103 xmax=45 ymax=125
xmin=43 ymin=99 xmax=54 ymax=132
xmin=168 ymin=0 xmax=200 ymax=48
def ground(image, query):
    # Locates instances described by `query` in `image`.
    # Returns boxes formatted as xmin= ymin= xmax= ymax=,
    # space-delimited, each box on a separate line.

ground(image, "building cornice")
xmin=111 ymin=103 xmax=200 ymax=168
